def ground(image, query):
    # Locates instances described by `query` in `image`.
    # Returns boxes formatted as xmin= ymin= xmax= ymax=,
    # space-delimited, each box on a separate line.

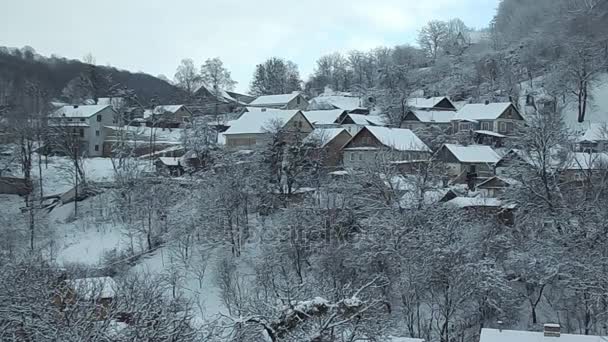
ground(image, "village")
xmin=2 ymin=0 xmax=608 ymax=340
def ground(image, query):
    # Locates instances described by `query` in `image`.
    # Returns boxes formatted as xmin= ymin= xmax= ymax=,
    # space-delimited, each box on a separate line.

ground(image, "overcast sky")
xmin=1 ymin=0 xmax=499 ymax=93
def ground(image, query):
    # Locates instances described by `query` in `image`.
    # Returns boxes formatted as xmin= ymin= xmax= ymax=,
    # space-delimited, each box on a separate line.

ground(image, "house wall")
xmin=224 ymin=133 xmax=264 ymax=148
xmin=343 ymin=149 xmax=429 ymax=168
xmin=322 ymin=131 xmax=351 ymax=167
xmin=286 ymin=95 xmax=310 ymax=110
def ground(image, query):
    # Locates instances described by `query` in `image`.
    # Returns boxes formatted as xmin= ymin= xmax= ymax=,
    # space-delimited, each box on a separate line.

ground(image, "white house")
xmin=223 ymin=108 xmax=313 ymax=148
xmin=249 ymin=93 xmax=309 ymax=110
xmin=48 ymin=104 xmax=117 ymax=157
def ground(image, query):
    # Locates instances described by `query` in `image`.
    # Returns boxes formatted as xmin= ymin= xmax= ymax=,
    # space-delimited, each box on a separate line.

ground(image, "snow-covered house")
xmin=143 ymin=105 xmax=192 ymax=128
xmin=477 ymin=176 xmax=519 ymax=197
xmin=479 ymin=325 xmax=605 ymax=342
xmin=302 ymin=109 xmax=347 ymax=128
xmin=58 ymin=277 xmax=118 ymax=321
xmin=436 ymin=144 xmax=501 ymax=183
xmin=577 ymin=123 xmax=608 ymax=152
xmin=191 ymin=84 xmax=251 ymax=115
xmin=338 ymin=113 xmax=387 ymax=136
xmin=451 ymin=102 xmax=524 ymax=136
xmin=48 ymin=104 xmax=117 ymax=157
xmin=407 ymin=96 xmax=456 ymax=111
xmin=249 ymin=92 xmax=308 ymax=110
xmin=155 ymin=157 xmax=185 ymax=176
xmin=304 ymin=127 xmax=352 ymax=167
xmin=342 ymin=126 xmax=431 ymax=168
xmin=223 ymin=109 xmax=313 ymax=148
xmin=402 ymin=110 xmax=457 ymax=130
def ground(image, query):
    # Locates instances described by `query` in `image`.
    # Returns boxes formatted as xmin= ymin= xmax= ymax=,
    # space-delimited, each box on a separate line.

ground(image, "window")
xmin=80 ymin=118 xmax=85 ymax=122
xmin=358 ymin=153 xmax=363 ymax=161
xmin=481 ymin=122 xmax=491 ymax=131
xmin=498 ymin=122 xmax=507 ymax=133
xmin=296 ymin=96 xmax=301 ymax=105
xmin=95 ymin=130 xmax=100 ymax=137
xmin=507 ymin=122 xmax=514 ymax=133
xmin=350 ymin=153 xmax=355 ymax=161
xmin=97 ymin=114 xmax=102 ymax=122
xmin=94 ymin=145 xmax=99 ymax=152
xmin=79 ymin=128 xmax=84 ymax=137
xmin=67 ymin=118 xmax=73 ymax=122
xmin=459 ymin=123 xmax=470 ymax=131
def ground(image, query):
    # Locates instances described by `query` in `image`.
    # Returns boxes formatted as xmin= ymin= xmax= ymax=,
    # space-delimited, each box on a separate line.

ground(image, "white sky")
xmin=0 ymin=0 xmax=499 ymax=93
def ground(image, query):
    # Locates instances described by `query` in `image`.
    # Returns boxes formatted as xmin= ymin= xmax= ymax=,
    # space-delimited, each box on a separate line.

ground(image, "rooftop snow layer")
xmin=480 ymin=328 xmax=605 ymax=342
xmin=580 ymin=123 xmax=608 ymax=142
xmin=304 ymin=128 xmax=349 ymax=147
xmin=51 ymin=104 xmax=110 ymax=118
xmin=407 ymin=96 xmax=451 ymax=109
xmin=309 ymin=95 xmax=363 ymax=111
xmin=346 ymin=114 xmax=386 ymax=126
xmin=453 ymin=102 xmax=512 ymax=121
xmin=67 ymin=276 xmax=117 ymax=300
xmin=474 ymin=130 xmax=506 ymax=138
xmin=224 ymin=109 xmax=301 ymax=135
xmin=445 ymin=197 xmax=504 ymax=208
xmin=250 ymin=93 xmax=300 ymax=106
xmin=410 ymin=110 xmax=456 ymax=123
xmin=366 ymin=126 xmax=430 ymax=152
xmin=143 ymin=105 xmax=186 ymax=118
xmin=302 ymin=109 xmax=345 ymax=125
xmin=444 ymin=144 xmax=501 ymax=163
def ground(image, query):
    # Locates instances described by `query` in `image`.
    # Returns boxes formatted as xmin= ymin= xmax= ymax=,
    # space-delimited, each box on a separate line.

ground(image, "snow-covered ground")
xmin=41 ymin=157 xmax=118 ymax=195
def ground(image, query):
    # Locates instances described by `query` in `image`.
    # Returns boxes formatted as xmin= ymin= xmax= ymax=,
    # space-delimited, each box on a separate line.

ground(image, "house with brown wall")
xmin=451 ymin=102 xmax=524 ymax=137
xmin=304 ymin=128 xmax=352 ymax=168
xmin=342 ymin=126 xmax=431 ymax=168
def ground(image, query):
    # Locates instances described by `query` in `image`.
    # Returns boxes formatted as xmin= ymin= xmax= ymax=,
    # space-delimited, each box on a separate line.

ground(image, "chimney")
xmin=497 ymin=321 xmax=503 ymax=332
xmin=484 ymin=100 xmax=490 ymax=105
xmin=544 ymin=324 xmax=561 ymax=337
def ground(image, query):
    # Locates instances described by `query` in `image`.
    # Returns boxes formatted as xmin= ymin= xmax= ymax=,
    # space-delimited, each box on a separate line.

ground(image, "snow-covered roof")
xmin=477 ymin=176 xmax=520 ymax=188
xmin=96 ymin=97 xmax=125 ymax=108
xmin=309 ymin=95 xmax=363 ymax=111
xmin=443 ymin=144 xmax=501 ymax=163
xmin=143 ymin=105 xmax=187 ymax=119
xmin=410 ymin=110 xmax=456 ymax=123
xmin=51 ymin=104 xmax=110 ymax=118
xmin=579 ymin=123 xmax=608 ymax=142
xmin=365 ymin=126 xmax=431 ymax=152
xmin=224 ymin=109 xmax=302 ymax=135
xmin=158 ymin=157 xmax=182 ymax=166
xmin=453 ymin=102 xmax=513 ymax=121
xmin=480 ymin=328 xmax=605 ymax=342
xmin=389 ymin=337 xmax=425 ymax=342
xmin=345 ymin=114 xmax=386 ymax=126
xmin=304 ymin=128 xmax=349 ymax=147
xmin=67 ymin=276 xmax=117 ymax=300
xmin=302 ymin=109 xmax=345 ymax=125
xmin=249 ymin=93 xmax=301 ymax=106
xmin=474 ymin=130 xmax=506 ymax=138
xmin=445 ymin=197 xmax=504 ymax=208
xmin=566 ymin=152 xmax=608 ymax=170
xmin=407 ymin=97 xmax=452 ymax=109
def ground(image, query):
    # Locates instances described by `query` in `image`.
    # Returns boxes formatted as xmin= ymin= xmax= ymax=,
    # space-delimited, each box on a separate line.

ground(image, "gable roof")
xmin=579 ymin=123 xmax=608 ymax=142
xmin=143 ymin=105 xmax=189 ymax=119
xmin=194 ymin=83 xmax=241 ymax=104
xmin=343 ymin=114 xmax=386 ymax=126
xmin=51 ymin=104 xmax=110 ymax=118
xmin=445 ymin=197 xmax=514 ymax=209
xmin=302 ymin=109 xmax=346 ymax=126
xmin=356 ymin=126 xmax=431 ymax=152
xmin=442 ymin=144 xmax=501 ymax=163
xmin=480 ymin=328 xmax=604 ymax=342
xmin=407 ymin=96 xmax=454 ymax=110
xmin=249 ymin=93 xmax=302 ymax=106
xmin=477 ymin=176 xmax=520 ymax=188
xmin=304 ymin=128 xmax=350 ymax=147
xmin=309 ymin=95 xmax=363 ymax=111
xmin=223 ymin=109 xmax=303 ymax=135
xmin=409 ymin=110 xmax=456 ymax=123
xmin=453 ymin=102 xmax=515 ymax=121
